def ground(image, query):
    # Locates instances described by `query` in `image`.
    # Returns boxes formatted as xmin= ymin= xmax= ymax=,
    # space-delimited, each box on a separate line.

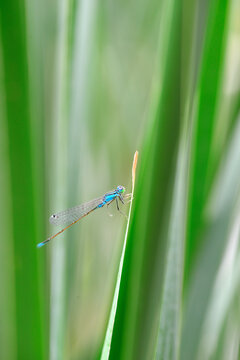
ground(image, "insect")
xmin=37 ymin=185 xmax=130 ymax=248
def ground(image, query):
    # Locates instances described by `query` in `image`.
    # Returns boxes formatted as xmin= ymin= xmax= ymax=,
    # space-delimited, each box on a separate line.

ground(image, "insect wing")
xmin=49 ymin=196 xmax=104 ymax=226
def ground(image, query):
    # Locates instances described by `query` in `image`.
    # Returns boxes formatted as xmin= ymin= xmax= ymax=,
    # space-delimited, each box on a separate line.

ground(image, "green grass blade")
xmin=0 ymin=43 xmax=17 ymax=360
xmin=198 ymin=201 xmax=240 ymax=358
xmin=0 ymin=1 xmax=43 ymax=358
xmin=48 ymin=1 xmax=71 ymax=359
xmin=186 ymin=0 xmax=231 ymax=278
xmin=181 ymin=118 xmax=240 ymax=360
xmin=108 ymin=0 xmax=182 ymax=358
xmin=155 ymin=129 xmax=189 ymax=359
xmin=101 ymin=152 xmax=138 ymax=360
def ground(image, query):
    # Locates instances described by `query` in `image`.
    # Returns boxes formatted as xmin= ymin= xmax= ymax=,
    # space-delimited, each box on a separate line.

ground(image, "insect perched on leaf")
xmin=37 ymin=185 xmax=131 ymax=248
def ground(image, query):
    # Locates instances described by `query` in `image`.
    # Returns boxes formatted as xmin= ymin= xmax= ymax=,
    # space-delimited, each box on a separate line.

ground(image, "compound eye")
xmin=117 ymin=185 xmax=125 ymax=193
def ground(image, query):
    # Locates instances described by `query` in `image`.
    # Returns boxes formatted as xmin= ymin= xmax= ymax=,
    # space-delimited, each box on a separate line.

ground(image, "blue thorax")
xmin=97 ymin=185 xmax=125 ymax=208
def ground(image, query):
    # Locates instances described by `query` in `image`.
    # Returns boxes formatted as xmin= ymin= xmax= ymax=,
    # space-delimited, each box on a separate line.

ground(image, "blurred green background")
xmin=0 ymin=0 xmax=240 ymax=359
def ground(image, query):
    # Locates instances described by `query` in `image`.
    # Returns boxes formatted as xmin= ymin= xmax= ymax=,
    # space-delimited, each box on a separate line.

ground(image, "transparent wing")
xmin=49 ymin=196 xmax=104 ymax=226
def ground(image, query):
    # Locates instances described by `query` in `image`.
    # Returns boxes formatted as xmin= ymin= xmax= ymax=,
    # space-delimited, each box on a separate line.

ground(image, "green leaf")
xmin=181 ymin=119 xmax=240 ymax=360
xmin=155 ymin=129 xmax=189 ymax=360
xmin=0 ymin=1 xmax=44 ymax=358
xmin=186 ymin=0 xmax=231 ymax=278
xmin=101 ymin=152 xmax=138 ymax=360
xmin=108 ymin=0 xmax=182 ymax=358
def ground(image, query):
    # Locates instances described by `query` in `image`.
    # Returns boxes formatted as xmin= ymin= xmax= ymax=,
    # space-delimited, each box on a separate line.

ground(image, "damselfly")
xmin=37 ymin=185 xmax=130 ymax=248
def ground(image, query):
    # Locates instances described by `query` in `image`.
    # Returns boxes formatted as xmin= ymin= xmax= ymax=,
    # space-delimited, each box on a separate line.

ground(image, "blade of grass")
xmin=65 ymin=0 xmax=98 ymax=298
xmin=198 ymin=204 xmax=240 ymax=359
xmin=155 ymin=126 xmax=189 ymax=359
xmin=109 ymin=0 xmax=182 ymax=358
xmin=185 ymin=0 xmax=231 ymax=279
xmin=48 ymin=0 xmax=70 ymax=359
xmin=181 ymin=118 xmax=240 ymax=360
xmin=0 ymin=1 xmax=43 ymax=358
xmin=0 ymin=39 xmax=16 ymax=360
xmin=100 ymin=151 xmax=139 ymax=360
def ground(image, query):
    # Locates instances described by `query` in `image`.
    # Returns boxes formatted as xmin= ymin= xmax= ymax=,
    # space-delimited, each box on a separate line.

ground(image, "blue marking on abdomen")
xmin=98 ymin=200 xmax=108 ymax=208
xmin=37 ymin=242 xmax=45 ymax=248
